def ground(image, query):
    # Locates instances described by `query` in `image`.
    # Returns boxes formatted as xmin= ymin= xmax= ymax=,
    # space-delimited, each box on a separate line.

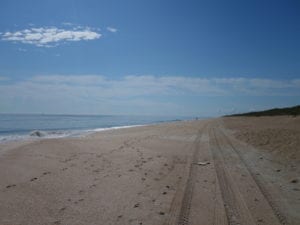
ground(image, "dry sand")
xmin=0 ymin=118 xmax=299 ymax=225
xmin=223 ymin=116 xmax=300 ymax=165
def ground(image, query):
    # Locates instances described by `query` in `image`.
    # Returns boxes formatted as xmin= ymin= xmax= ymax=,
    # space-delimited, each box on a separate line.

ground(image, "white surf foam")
xmin=0 ymin=125 xmax=145 ymax=144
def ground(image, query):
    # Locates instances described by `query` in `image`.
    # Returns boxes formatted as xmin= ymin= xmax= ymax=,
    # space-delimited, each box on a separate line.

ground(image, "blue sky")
xmin=0 ymin=0 xmax=299 ymax=116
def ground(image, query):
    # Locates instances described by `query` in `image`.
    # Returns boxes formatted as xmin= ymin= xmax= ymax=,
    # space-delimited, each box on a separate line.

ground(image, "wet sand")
xmin=0 ymin=117 xmax=299 ymax=225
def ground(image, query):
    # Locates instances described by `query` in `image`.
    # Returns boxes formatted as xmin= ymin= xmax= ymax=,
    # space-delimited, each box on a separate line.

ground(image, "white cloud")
xmin=1 ymin=26 xmax=101 ymax=47
xmin=1 ymin=75 xmax=299 ymax=97
xmin=107 ymin=26 xmax=117 ymax=33
xmin=0 ymin=75 xmax=299 ymax=115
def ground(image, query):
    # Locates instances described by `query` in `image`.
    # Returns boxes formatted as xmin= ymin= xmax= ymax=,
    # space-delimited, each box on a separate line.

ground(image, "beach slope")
xmin=0 ymin=118 xmax=299 ymax=225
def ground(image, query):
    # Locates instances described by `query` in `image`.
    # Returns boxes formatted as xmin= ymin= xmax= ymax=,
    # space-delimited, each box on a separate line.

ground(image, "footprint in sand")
xmin=93 ymin=169 xmax=101 ymax=173
xmin=43 ymin=171 xmax=51 ymax=175
xmin=59 ymin=207 xmax=67 ymax=212
xmin=290 ymin=178 xmax=298 ymax=183
xmin=74 ymin=198 xmax=85 ymax=204
xmin=6 ymin=184 xmax=16 ymax=188
xmin=30 ymin=177 xmax=38 ymax=182
xmin=63 ymin=158 xmax=73 ymax=163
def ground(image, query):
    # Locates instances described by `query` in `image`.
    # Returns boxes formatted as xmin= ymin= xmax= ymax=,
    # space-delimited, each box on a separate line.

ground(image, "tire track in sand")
xmin=217 ymin=127 xmax=288 ymax=225
xmin=165 ymin=122 xmax=228 ymax=225
xmin=210 ymin=126 xmax=283 ymax=225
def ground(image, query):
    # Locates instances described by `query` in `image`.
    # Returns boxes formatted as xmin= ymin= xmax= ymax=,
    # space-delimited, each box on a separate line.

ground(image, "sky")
xmin=0 ymin=0 xmax=299 ymax=117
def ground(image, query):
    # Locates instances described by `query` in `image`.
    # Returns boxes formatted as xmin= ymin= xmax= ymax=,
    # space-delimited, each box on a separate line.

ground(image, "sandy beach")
xmin=0 ymin=117 xmax=299 ymax=225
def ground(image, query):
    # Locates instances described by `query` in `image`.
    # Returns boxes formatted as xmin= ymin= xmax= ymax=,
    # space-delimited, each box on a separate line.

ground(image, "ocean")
xmin=0 ymin=114 xmax=191 ymax=143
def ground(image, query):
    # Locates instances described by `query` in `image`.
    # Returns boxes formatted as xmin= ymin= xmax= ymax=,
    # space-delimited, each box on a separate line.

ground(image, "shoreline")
xmin=0 ymin=117 xmax=203 ymax=145
xmin=0 ymin=113 xmax=195 ymax=144
xmin=0 ymin=122 xmax=169 ymax=144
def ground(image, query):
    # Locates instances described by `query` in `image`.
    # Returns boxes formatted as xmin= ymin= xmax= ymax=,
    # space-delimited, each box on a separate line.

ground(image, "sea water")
xmin=0 ymin=114 xmax=190 ymax=143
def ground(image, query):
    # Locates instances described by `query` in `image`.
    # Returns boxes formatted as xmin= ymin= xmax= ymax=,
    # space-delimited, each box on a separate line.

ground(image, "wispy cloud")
xmin=0 ymin=75 xmax=299 ymax=115
xmin=107 ymin=26 xmax=117 ymax=33
xmin=31 ymin=75 xmax=106 ymax=85
xmin=18 ymin=48 xmax=27 ymax=52
xmin=1 ymin=75 xmax=299 ymax=97
xmin=1 ymin=26 xmax=101 ymax=47
xmin=211 ymin=78 xmax=300 ymax=95
xmin=0 ymin=76 xmax=9 ymax=81
xmin=61 ymin=22 xmax=74 ymax=26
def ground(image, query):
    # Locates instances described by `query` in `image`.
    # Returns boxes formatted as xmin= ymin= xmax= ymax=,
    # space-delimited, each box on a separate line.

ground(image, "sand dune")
xmin=223 ymin=116 xmax=300 ymax=164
